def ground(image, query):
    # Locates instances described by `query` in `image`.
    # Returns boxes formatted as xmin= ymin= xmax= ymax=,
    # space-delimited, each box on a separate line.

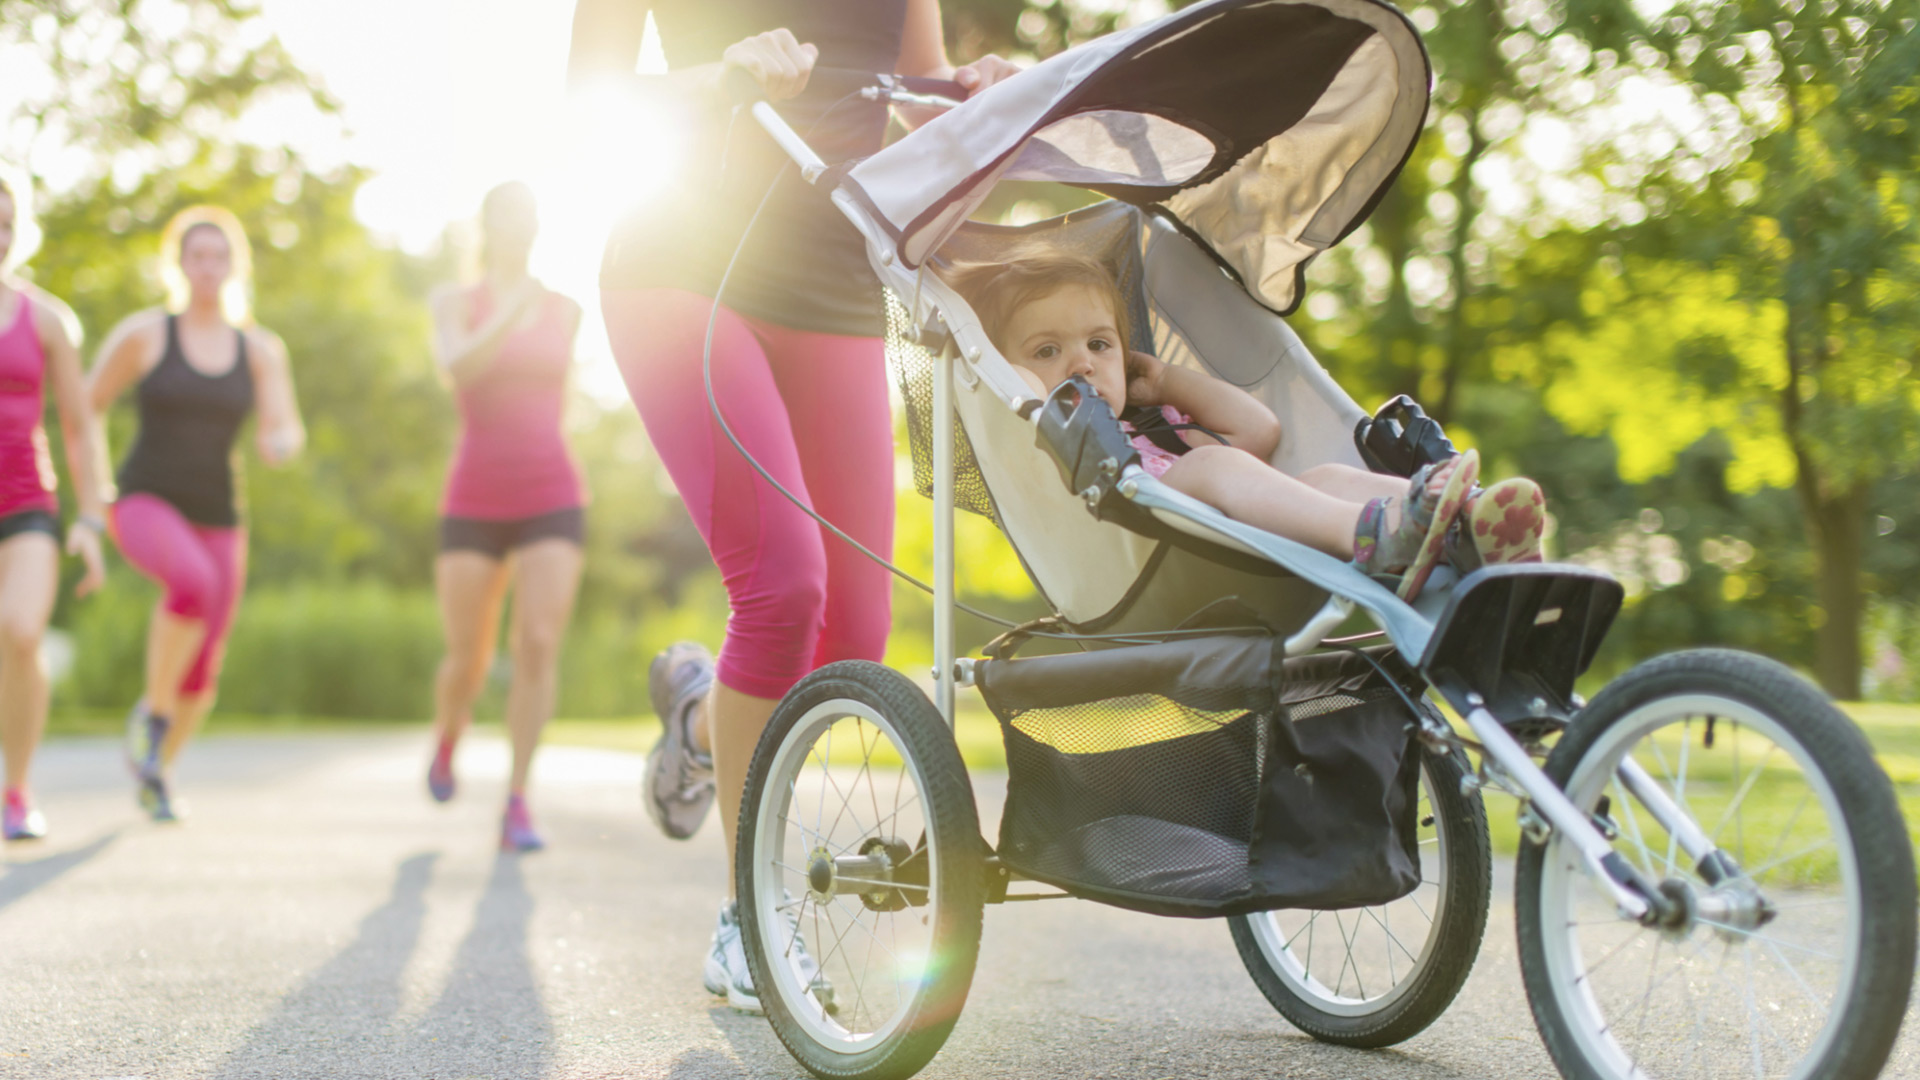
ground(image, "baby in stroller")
xmin=943 ymin=248 xmax=1546 ymax=598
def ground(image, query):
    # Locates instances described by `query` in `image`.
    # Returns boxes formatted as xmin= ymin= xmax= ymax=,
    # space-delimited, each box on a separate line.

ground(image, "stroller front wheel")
xmin=736 ymin=661 xmax=985 ymax=1080
xmin=1516 ymin=648 xmax=1916 ymax=1080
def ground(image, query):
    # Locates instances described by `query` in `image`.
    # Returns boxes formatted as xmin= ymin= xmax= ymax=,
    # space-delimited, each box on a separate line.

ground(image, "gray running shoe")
xmin=644 ymin=642 xmax=716 ymax=840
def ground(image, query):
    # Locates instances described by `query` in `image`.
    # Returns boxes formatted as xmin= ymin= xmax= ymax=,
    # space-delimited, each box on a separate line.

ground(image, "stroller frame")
xmin=721 ymin=6 xmax=1916 ymax=1077
xmin=759 ymin=91 xmax=1653 ymax=920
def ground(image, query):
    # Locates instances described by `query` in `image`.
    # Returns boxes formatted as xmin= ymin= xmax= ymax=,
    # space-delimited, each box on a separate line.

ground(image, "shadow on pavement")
xmin=211 ymin=850 xmax=556 ymax=1079
xmin=0 ymin=830 xmax=119 ymax=914
xmin=210 ymin=852 xmax=439 ymax=1079
xmin=405 ymin=851 xmax=555 ymax=1077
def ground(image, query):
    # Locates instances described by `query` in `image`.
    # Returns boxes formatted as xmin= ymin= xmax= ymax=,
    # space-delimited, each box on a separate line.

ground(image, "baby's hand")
xmin=1126 ymin=350 xmax=1167 ymax=407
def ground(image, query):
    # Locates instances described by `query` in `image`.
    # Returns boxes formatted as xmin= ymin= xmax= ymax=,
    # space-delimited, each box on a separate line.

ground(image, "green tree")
xmin=1 ymin=0 xmax=322 ymax=161
xmin=1540 ymin=0 xmax=1920 ymax=696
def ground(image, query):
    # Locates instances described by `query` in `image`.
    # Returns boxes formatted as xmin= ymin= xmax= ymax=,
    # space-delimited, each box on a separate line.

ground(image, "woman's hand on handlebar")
xmin=721 ymin=29 xmax=819 ymax=102
xmin=952 ymin=53 xmax=1020 ymax=95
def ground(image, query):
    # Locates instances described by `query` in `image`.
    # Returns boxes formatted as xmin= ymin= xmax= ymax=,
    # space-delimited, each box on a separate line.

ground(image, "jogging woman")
xmin=89 ymin=205 xmax=305 ymax=822
xmin=0 ymin=171 xmax=107 ymax=841
xmin=568 ymin=0 xmax=1017 ymax=1012
xmin=425 ymin=181 xmax=586 ymax=853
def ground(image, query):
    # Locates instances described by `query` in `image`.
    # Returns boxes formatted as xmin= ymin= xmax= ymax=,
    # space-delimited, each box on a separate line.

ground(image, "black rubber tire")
xmin=1229 ymin=744 xmax=1492 ymax=1047
xmin=1516 ymin=648 xmax=1917 ymax=1080
xmin=736 ymin=661 xmax=985 ymax=1080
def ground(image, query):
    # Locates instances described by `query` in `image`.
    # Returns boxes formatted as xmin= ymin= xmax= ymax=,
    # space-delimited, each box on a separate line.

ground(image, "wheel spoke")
xmin=1573 ymin=924 xmax=1651 ymax=985
xmin=1710 ymin=739 xmax=1776 ymax=852
xmin=1753 ymin=790 xmax=1814 ymax=880
xmin=1741 ymin=837 xmax=1835 ymax=883
xmin=1693 ymin=918 xmax=1840 ymax=961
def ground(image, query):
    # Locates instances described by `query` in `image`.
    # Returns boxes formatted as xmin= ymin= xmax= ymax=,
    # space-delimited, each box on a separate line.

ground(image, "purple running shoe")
xmin=3 ymin=788 xmax=46 ymax=841
xmin=124 ymin=700 xmax=168 ymax=783
xmin=501 ymin=794 xmax=544 ymax=852
xmin=427 ymin=738 xmax=457 ymax=803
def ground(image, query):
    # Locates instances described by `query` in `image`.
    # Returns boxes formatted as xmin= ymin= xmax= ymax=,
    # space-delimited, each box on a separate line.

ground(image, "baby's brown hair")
xmin=938 ymin=248 xmax=1134 ymax=363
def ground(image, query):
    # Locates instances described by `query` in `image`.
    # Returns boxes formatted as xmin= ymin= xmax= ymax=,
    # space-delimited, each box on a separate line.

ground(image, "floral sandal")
xmin=1353 ymin=449 xmax=1479 ymax=601
xmin=1446 ymin=476 xmax=1548 ymax=573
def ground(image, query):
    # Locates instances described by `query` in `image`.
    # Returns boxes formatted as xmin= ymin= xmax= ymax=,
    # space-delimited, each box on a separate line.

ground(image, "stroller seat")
xmin=889 ymin=200 xmax=1395 ymax=640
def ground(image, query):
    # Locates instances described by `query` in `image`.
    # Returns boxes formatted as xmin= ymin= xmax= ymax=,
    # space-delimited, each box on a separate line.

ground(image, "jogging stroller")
xmin=719 ymin=3 xmax=1918 ymax=1078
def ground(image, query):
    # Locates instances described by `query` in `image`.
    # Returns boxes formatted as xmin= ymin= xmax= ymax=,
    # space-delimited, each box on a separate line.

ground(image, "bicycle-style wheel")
xmin=736 ymin=661 xmax=985 ymax=1080
xmin=1516 ymin=649 xmax=1916 ymax=1080
xmin=1229 ymin=744 xmax=1492 ymax=1046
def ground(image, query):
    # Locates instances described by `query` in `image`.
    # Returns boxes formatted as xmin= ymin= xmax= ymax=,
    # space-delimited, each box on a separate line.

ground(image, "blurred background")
xmin=2 ymin=0 xmax=1915 ymax=730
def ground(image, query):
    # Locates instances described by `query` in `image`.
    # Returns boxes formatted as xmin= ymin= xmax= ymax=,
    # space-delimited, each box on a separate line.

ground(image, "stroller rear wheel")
xmin=737 ymin=661 xmax=985 ymax=1080
xmin=1229 ymin=744 xmax=1491 ymax=1046
xmin=1516 ymin=649 xmax=1916 ymax=1080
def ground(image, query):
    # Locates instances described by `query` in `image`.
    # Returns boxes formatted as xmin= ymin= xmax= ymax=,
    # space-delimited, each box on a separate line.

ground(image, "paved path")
xmin=2 ymin=733 xmax=1915 ymax=1079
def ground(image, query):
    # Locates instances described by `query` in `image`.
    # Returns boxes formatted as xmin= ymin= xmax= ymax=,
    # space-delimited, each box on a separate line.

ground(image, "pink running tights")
xmin=110 ymin=493 xmax=245 ymax=696
xmin=602 ymin=288 xmax=894 ymax=700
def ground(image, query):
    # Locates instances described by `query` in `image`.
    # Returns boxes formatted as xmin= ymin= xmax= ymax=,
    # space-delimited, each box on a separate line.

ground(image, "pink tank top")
xmin=442 ymin=286 xmax=586 ymax=520
xmin=0 ymin=291 xmax=56 ymax=518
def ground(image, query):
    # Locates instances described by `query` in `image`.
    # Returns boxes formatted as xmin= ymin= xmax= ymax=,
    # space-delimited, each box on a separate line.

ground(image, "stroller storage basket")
xmin=975 ymin=637 xmax=1426 ymax=917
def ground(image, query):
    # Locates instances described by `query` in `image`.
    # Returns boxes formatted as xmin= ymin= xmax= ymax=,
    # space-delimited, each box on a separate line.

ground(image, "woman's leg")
xmin=603 ymin=288 xmax=834 ymax=874
xmin=110 ymin=496 xmax=217 ymax=724
xmin=503 ymin=538 xmax=582 ymax=796
xmin=160 ymin=526 xmax=245 ymax=769
xmin=0 ymin=532 xmax=59 ymax=795
xmin=758 ymin=321 xmax=896 ymax=671
xmin=432 ymin=550 xmax=511 ymax=758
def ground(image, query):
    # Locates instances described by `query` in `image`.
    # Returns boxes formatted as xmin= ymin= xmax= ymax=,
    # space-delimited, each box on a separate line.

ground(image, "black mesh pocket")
xmin=1249 ymin=688 xmax=1422 ymax=910
xmin=977 ymin=637 xmax=1425 ymax=917
xmin=996 ymin=690 xmax=1265 ymax=914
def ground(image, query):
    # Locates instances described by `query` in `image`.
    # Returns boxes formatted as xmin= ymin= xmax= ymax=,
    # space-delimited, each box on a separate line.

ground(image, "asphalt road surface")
xmin=2 ymin=733 xmax=1915 ymax=1080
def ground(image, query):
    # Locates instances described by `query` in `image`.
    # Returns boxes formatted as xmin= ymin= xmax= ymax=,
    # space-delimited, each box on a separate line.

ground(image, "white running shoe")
xmin=703 ymin=898 xmax=834 ymax=1016
xmin=704 ymin=900 xmax=763 ymax=1014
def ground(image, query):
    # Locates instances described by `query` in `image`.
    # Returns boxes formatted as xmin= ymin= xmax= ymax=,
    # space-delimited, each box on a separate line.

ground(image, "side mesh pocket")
xmin=1249 ymin=689 xmax=1422 ymax=910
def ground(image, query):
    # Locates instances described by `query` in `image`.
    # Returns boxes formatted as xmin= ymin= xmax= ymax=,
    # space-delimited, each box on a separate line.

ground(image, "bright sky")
xmin=242 ymin=0 xmax=672 ymax=402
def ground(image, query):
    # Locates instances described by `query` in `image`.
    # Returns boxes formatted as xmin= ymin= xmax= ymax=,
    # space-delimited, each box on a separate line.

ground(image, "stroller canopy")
xmin=843 ymin=0 xmax=1430 ymax=315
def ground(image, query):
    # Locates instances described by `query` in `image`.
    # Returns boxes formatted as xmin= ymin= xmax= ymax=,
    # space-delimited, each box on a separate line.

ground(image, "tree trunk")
xmin=1798 ymin=479 xmax=1869 ymax=699
xmin=1434 ymin=111 xmax=1488 ymax=425
xmin=1782 ymin=312 xmax=1866 ymax=700
xmin=1370 ymin=181 xmax=1421 ymax=401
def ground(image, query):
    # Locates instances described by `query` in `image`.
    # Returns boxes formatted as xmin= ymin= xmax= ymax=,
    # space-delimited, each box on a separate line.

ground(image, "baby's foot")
xmin=1464 ymin=477 xmax=1546 ymax=566
xmin=1354 ymin=451 xmax=1479 ymax=593
xmin=1396 ymin=450 xmax=1478 ymax=601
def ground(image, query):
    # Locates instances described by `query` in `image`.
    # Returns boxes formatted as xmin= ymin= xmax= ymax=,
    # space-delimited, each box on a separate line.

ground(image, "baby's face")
xmin=1000 ymin=285 xmax=1127 ymax=413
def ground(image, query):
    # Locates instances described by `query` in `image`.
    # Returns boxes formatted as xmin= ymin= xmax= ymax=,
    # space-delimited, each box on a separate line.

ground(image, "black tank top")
xmin=116 ymin=315 xmax=254 ymax=527
xmin=584 ymin=0 xmax=908 ymax=337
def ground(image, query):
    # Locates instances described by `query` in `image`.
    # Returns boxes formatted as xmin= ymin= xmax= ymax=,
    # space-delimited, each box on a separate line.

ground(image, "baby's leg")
xmin=1157 ymin=445 xmax=1365 ymax=558
xmin=1298 ymin=462 xmax=1407 ymax=503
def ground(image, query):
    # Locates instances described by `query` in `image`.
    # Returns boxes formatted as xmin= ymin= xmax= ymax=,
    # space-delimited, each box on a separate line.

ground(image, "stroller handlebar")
xmin=722 ymin=66 xmax=970 ymax=108
xmin=734 ymin=68 xmax=970 ymax=185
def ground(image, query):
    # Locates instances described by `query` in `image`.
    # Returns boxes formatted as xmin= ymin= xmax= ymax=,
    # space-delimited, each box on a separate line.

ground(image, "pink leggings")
xmin=110 ymin=494 xmax=246 ymax=696
xmin=602 ymin=288 xmax=894 ymax=700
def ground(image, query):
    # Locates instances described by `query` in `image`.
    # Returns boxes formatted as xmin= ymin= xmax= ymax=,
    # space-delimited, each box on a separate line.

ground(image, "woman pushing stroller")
xmin=943 ymin=249 xmax=1547 ymax=597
